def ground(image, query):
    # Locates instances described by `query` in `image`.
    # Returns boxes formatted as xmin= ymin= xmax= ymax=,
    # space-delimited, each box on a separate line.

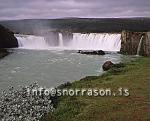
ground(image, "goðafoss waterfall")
xmin=15 ymin=33 xmax=121 ymax=51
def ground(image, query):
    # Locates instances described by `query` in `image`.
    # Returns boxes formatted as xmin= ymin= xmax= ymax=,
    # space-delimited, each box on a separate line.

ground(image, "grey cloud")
xmin=0 ymin=0 xmax=150 ymax=20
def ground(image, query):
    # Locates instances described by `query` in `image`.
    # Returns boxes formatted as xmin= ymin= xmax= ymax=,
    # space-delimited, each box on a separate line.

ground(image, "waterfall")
xmin=15 ymin=34 xmax=49 ymax=49
xmin=58 ymin=33 xmax=63 ymax=47
xmin=15 ymin=33 xmax=121 ymax=51
xmin=68 ymin=33 xmax=121 ymax=51
xmin=136 ymin=36 xmax=144 ymax=56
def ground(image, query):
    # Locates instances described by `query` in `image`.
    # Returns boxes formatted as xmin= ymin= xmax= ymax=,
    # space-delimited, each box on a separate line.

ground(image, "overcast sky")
xmin=0 ymin=0 xmax=150 ymax=20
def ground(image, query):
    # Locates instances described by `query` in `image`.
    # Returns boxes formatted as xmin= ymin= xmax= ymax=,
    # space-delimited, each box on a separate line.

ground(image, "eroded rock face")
xmin=120 ymin=31 xmax=150 ymax=56
xmin=0 ymin=25 xmax=18 ymax=48
xmin=102 ymin=61 xmax=114 ymax=71
xmin=120 ymin=31 xmax=144 ymax=55
xmin=143 ymin=32 xmax=150 ymax=56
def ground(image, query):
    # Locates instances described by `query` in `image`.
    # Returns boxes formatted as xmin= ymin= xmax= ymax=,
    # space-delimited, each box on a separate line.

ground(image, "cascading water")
xmin=15 ymin=33 xmax=121 ymax=51
xmin=136 ymin=36 xmax=144 ymax=56
xmin=68 ymin=33 xmax=121 ymax=51
xmin=58 ymin=33 xmax=64 ymax=47
xmin=15 ymin=34 xmax=49 ymax=49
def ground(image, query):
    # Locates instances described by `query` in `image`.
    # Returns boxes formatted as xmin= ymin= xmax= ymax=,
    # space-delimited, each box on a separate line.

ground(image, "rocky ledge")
xmin=0 ymin=48 xmax=9 ymax=59
xmin=77 ymin=50 xmax=105 ymax=55
xmin=0 ymin=24 xmax=18 ymax=48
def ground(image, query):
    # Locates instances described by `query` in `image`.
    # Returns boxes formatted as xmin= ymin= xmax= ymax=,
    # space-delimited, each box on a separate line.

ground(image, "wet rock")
xmin=97 ymin=50 xmax=105 ymax=55
xmin=102 ymin=61 xmax=114 ymax=71
xmin=120 ymin=30 xmax=150 ymax=56
xmin=0 ymin=48 xmax=9 ymax=59
xmin=0 ymin=24 xmax=18 ymax=48
xmin=78 ymin=50 xmax=105 ymax=55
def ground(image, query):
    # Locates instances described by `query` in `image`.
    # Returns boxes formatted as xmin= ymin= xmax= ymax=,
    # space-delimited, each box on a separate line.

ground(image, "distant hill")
xmin=0 ymin=18 xmax=150 ymax=34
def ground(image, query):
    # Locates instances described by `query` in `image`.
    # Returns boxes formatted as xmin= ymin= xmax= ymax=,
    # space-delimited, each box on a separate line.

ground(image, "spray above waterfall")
xmin=15 ymin=33 xmax=121 ymax=51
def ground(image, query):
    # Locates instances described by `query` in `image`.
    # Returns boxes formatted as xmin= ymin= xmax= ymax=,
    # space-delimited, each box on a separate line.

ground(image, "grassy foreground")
xmin=46 ymin=57 xmax=150 ymax=121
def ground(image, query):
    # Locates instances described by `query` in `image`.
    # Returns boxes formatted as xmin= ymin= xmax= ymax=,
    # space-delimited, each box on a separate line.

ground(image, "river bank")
xmin=44 ymin=57 xmax=150 ymax=121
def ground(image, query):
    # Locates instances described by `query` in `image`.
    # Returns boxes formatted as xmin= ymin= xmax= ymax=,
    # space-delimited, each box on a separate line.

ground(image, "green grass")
xmin=46 ymin=57 xmax=150 ymax=121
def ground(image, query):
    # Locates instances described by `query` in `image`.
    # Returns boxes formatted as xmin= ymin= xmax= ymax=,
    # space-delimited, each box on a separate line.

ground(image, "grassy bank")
xmin=46 ymin=57 xmax=150 ymax=121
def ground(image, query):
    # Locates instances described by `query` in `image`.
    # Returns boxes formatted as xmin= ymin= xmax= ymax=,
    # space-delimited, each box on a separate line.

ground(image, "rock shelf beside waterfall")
xmin=120 ymin=31 xmax=150 ymax=56
xmin=0 ymin=49 xmax=9 ymax=59
xmin=0 ymin=24 xmax=18 ymax=48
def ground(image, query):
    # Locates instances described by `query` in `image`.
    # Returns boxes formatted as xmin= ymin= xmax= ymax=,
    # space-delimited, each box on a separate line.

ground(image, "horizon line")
xmin=0 ymin=16 xmax=150 ymax=21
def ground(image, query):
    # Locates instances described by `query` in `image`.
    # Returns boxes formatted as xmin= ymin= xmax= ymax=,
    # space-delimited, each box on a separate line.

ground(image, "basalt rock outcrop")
xmin=0 ymin=48 xmax=9 ymax=59
xmin=120 ymin=31 xmax=150 ymax=56
xmin=78 ymin=50 xmax=105 ymax=55
xmin=0 ymin=24 xmax=18 ymax=48
xmin=143 ymin=32 xmax=150 ymax=56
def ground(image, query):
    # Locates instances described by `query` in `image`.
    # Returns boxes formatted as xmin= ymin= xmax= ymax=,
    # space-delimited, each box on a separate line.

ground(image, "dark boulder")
xmin=0 ymin=24 xmax=18 ymax=48
xmin=97 ymin=50 xmax=105 ymax=55
xmin=78 ymin=50 xmax=105 ymax=55
xmin=93 ymin=51 xmax=98 ymax=55
xmin=78 ymin=50 xmax=82 ymax=53
xmin=102 ymin=61 xmax=114 ymax=71
xmin=0 ymin=48 xmax=9 ymax=58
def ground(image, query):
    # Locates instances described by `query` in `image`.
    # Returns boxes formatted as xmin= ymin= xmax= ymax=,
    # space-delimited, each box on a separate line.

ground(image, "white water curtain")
xmin=15 ymin=33 xmax=121 ymax=51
